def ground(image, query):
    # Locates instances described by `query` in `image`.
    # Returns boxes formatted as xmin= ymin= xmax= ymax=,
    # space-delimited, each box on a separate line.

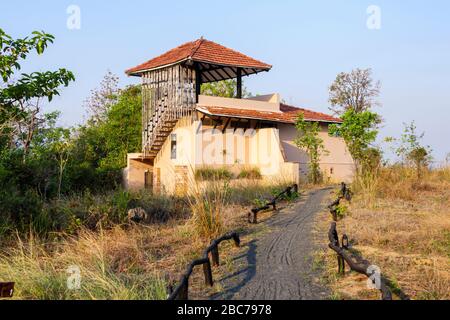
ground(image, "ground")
xmin=313 ymin=168 xmax=450 ymax=300
xmin=212 ymin=188 xmax=331 ymax=300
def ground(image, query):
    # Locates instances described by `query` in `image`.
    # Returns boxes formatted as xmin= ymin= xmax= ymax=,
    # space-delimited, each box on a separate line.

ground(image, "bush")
xmin=237 ymin=167 xmax=262 ymax=180
xmin=195 ymin=167 xmax=233 ymax=181
xmin=0 ymin=189 xmax=189 ymax=238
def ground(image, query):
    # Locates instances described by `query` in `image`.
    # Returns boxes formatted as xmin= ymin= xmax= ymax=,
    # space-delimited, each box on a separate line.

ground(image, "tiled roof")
xmin=126 ymin=38 xmax=272 ymax=75
xmin=196 ymin=104 xmax=342 ymax=124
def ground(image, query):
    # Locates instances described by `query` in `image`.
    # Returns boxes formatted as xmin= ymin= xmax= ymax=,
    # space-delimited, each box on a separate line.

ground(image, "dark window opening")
xmin=230 ymin=120 xmax=250 ymax=130
xmin=171 ymin=134 xmax=177 ymax=160
xmin=259 ymin=121 xmax=278 ymax=129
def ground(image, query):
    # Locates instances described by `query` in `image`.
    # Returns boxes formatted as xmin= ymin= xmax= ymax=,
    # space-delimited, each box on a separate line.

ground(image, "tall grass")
xmin=187 ymin=177 xmax=228 ymax=240
xmin=0 ymin=227 xmax=167 ymax=300
xmin=353 ymin=168 xmax=379 ymax=208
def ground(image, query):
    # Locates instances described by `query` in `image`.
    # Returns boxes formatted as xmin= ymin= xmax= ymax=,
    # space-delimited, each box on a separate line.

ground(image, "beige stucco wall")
xmin=198 ymin=94 xmax=281 ymax=113
xmin=194 ymin=121 xmax=298 ymax=184
xmin=152 ymin=116 xmax=198 ymax=194
xmin=123 ymin=153 xmax=153 ymax=190
xmin=279 ymin=123 xmax=354 ymax=183
xmin=125 ymin=117 xmax=352 ymax=194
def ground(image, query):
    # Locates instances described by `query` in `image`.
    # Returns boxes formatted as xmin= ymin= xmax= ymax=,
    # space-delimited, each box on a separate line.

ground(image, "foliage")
xmin=0 ymin=79 xmax=141 ymax=234
xmin=328 ymin=68 xmax=380 ymax=115
xmin=201 ymin=79 xmax=251 ymax=98
xmin=65 ymin=83 xmax=141 ymax=192
xmin=237 ymin=167 xmax=262 ymax=180
xmin=391 ymin=122 xmax=432 ymax=179
xmin=0 ymin=28 xmax=74 ymax=142
xmin=335 ymin=204 xmax=348 ymax=219
xmin=195 ymin=167 xmax=233 ymax=181
xmin=295 ymin=114 xmax=328 ymax=184
xmin=329 ymin=109 xmax=380 ymax=170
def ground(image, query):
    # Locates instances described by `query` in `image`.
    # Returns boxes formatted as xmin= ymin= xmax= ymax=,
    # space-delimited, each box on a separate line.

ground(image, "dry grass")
xmin=0 ymin=177 xmax=293 ymax=300
xmin=0 ymin=222 xmax=206 ymax=300
xmin=316 ymin=166 xmax=450 ymax=300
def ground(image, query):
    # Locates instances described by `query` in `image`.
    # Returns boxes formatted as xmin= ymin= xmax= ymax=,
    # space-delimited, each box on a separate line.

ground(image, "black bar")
xmin=236 ymin=67 xmax=242 ymax=98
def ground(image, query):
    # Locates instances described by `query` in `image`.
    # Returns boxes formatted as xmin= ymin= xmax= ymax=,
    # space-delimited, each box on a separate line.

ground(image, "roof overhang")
xmin=127 ymin=59 xmax=271 ymax=83
xmin=196 ymin=106 xmax=342 ymax=125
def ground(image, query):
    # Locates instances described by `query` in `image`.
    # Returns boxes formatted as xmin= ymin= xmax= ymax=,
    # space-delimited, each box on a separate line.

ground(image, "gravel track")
xmin=213 ymin=188 xmax=331 ymax=300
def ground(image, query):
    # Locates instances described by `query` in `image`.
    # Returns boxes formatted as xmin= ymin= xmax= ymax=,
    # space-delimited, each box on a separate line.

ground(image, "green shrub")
xmin=335 ymin=204 xmax=348 ymax=219
xmin=237 ymin=168 xmax=262 ymax=180
xmin=195 ymin=167 xmax=233 ymax=181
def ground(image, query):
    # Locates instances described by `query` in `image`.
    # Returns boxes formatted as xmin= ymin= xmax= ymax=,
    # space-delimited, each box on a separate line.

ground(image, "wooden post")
xmin=286 ymin=187 xmax=292 ymax=198
xmin=236 ymin=68 xmax=242 ymax=98
xmin=195 ymin=64 xmax=202 ymax=103
xmin=211 ymin=246 xmax=220 ymax=266
xmin=0 ymin=282 xmax=14 ymax=298
xmin=203 ymin=259 xmax=214 ymax=287
xmin=179 ymin=277 xmax=189 ymax=300
xmin=248 ymin=210 xmax=258 ymax=224
xmin=232 ymin=233 xmax=241 ymax=247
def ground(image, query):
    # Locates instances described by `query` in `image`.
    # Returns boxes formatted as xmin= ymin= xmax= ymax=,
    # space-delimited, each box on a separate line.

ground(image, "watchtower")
xmin=126 ymin=38 xmax=272 ymax=160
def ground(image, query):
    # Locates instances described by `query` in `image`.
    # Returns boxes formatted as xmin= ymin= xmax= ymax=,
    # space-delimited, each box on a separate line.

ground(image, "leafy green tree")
xmin=328 ymin=68 xmax=381 ymax=115
xmin=329 ymin=109 xmax=380 ymax=171
xmin=201 ymin=79 xmax=250 ymax=98
xmin=66 ymin=85 xmax=142 ymax=191
xmin=295 ymin=114 xmax=328 ymax=184
xmin=97 ymin=85 xmax=142 ymax=169
xmin=0 ymin=28 xmax=75 ymax=155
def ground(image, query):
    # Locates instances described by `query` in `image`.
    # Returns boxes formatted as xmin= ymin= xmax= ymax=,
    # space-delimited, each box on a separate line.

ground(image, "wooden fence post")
xmin=203 ymin=259 xmax=214 ymax=287
xmin=179 ymin=277 xmax=189 ymax=300
xmin=0 ymin=282 xmax=14 ymax=298
xmin=211 ymin=246 xmax=220 ymax=266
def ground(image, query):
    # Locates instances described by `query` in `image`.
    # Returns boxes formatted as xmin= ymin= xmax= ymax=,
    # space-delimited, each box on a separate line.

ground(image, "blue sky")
xmin=1 ymin=0 xmax=449 ymax=161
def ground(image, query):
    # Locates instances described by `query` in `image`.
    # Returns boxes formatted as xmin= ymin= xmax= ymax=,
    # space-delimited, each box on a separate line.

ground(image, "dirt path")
xmin=213 ymin=188 xmax=331 ymax=300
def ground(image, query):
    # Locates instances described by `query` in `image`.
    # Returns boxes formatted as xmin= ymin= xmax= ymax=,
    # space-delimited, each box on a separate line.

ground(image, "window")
xmin=171 ymin=134 xmax=177 ymax=160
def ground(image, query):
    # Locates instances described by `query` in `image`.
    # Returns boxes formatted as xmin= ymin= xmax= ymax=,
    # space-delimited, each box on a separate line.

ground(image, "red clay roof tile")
xmin=126 ymin=38 xmax=271 ymax=75
xmin=197 ymin=104 xmax=342 ymax=124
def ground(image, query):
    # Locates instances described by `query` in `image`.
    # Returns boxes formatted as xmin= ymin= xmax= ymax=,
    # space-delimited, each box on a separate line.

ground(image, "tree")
xmin=329 ymin=68 xmax=380 ymax=115
xmin=84 ymin=71 xmax=119 ymax=124
xmin=329 ymin=109 xmax=380 ymax=171
xmin=0 ymin=28 xmax=75 ymax=156
xmin=295 ymin=114 xmax=328 ymax=184
xmin=201 ymin=79 xmax=251 ymax=98
xmin=30 ymin=112 xmax=72 ymax=198
xmin=395 ymin=122 xmax=432 ymax=179
xmin=65 ymin=85 xmax=142 ymax=192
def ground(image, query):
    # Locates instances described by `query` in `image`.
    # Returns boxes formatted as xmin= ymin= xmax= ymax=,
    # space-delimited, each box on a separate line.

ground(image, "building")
xmin=124 ymin=38 xmax=354 ymax=194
